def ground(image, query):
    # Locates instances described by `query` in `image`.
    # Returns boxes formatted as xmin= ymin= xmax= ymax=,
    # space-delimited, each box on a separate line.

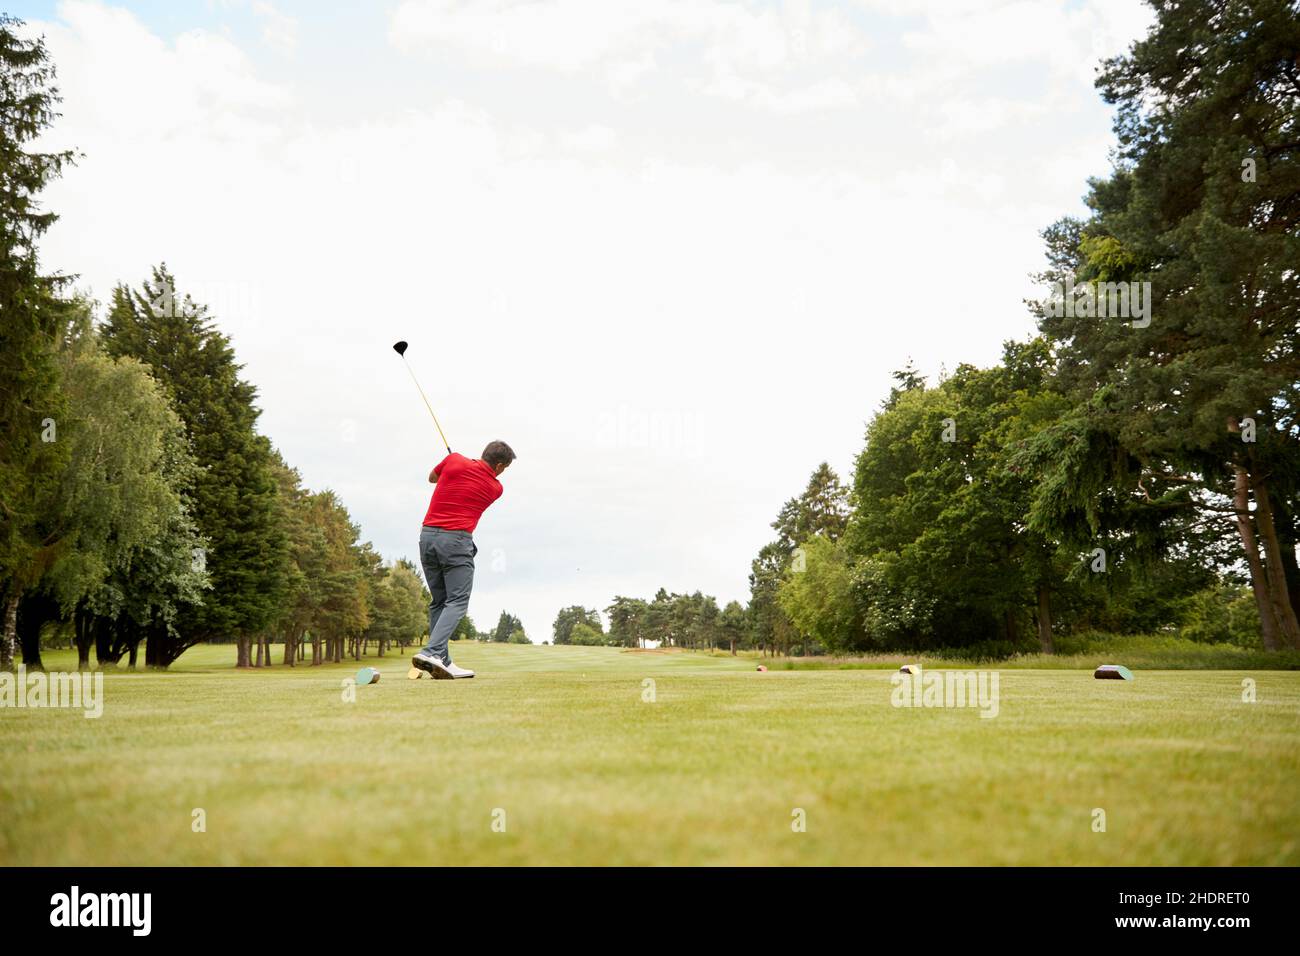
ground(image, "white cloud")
xmin=895 ymin=0 xmax=1151 ymax=89
xmin=251 ymin=1 xmax=298 ymax=55
xmin=560 ymin=124 xmax=617 ymax=153
xmin=698 ymin=73 xmax=859 ymax=112
xmin=36 ymin=0 xmax=290 ymax=151
xmin=388 ymin=0 xmax=872 ymax=112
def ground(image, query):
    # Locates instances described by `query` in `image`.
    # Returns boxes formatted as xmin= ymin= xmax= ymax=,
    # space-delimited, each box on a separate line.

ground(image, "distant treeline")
xmin=454 ymin=611 xmax=530 ymax=645
xmin=548 ymin=596 xmax=749 ymax=653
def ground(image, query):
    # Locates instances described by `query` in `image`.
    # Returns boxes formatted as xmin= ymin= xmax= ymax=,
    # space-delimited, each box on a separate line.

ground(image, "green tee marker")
xmin=1093 ymin=664 xmax=1133 ymax=680
xmin=356 ymin=667 xmax=380 ymax=686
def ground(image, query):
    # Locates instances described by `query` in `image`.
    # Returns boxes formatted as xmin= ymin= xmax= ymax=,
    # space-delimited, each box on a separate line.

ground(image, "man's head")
xmin=481 ymin=440 xmax=516 ymax=476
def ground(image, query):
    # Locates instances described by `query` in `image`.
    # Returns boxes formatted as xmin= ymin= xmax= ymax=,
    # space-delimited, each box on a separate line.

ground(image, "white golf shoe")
xmin=445 ymin=662 xmax=475 ymax=679
xmin=412 ymin=652 xmax=454 ymax=680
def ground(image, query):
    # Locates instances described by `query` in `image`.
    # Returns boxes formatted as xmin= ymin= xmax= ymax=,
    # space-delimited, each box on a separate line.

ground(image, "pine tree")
xmin=551 ymin=605 xmax=602 ymax=644
xmin=0 ymin=16 xmax=75 ymax=668
xmin=491 ymin=611 xmax=524 ymax=643
xmin=772 ymin=462 xmax=850 ymax=549
xmin=101 ymin=266 xmax=288 ymax=661
xmin=1037 ymin=0 xmax=1300 ymax=647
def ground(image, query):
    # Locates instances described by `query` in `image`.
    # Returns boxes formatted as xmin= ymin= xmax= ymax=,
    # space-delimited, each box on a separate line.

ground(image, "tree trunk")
xmin=1036 ymin=586 xmax=1053 ymax=653
xmin=1268 ymin=442 xmax=1300 ymax=619
xmin=1251 ymin=478 xmax=1300 ymax=649
xmin=96 ymin=619 xmax=124 ymax=667
xmin=75 ymin=605 xmax=93 ymax=670
xmin=145 ymin=630 xmax=161 ymax=668
xmin=1281 ymin=532 xmax=1300 ymax=629
xmin=144 ymin=625 xmax=166 ymax=668
xmin=17 ymin=592 xmax=51 ymax=670
xmin=1234 ymin=465 xmax=1283 ymax=650
xmin=1 ymin=589 xmax=18 ymax=671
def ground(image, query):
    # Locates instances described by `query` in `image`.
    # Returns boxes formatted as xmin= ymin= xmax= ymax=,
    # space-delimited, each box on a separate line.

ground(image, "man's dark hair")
xmin=482 ymin=440 xmax=516 ymax=469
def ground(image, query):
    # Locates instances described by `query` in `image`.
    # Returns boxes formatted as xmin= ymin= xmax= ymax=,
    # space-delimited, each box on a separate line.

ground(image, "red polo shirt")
xmin=422 ymin=453 xmax=503 ymax=533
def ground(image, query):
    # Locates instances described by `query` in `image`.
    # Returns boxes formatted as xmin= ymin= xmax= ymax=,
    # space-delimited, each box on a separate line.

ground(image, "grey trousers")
xmin=418 ymin=526 xmax=477 ymax=664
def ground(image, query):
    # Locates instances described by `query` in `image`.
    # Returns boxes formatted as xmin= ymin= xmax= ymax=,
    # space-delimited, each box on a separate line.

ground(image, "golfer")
xmin=411 ymin=441 xmax=515 ymax=679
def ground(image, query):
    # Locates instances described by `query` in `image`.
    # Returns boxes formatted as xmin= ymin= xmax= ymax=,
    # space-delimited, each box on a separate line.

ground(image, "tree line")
xmin=453 ymin=612 xmax=531 ymax=644
xmin=0 ymin=18 xmax=429 ymax=670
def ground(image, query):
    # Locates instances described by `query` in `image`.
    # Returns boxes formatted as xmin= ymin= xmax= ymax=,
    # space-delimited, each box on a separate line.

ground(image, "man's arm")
xmin=428 ymin=455 xmax=454 ymax=486
xmin=429 ymin=452 xmax=453 ymax=484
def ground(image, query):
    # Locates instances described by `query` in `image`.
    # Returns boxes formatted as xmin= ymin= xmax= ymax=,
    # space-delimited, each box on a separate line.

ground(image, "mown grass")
xmin=2 ymin=641 xmax=1297 ymax=865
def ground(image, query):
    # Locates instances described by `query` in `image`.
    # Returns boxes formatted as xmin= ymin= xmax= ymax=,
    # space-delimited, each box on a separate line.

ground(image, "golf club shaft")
xmin=399 ymin=357 xmax=452 ymax=454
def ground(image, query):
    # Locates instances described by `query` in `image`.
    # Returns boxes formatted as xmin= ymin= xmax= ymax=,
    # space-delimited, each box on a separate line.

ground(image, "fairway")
xmin=2 ymin=643 xmax=1297 ymax=866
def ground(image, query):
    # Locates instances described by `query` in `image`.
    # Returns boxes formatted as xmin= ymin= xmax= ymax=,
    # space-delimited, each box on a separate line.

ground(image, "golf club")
xmin=392 ymin=340 xmax=452 ymax=454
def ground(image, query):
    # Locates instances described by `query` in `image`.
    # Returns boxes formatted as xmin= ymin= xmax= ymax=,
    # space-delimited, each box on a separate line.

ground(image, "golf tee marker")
xmin=1093 ymin=664 xmax=1134 ymax=680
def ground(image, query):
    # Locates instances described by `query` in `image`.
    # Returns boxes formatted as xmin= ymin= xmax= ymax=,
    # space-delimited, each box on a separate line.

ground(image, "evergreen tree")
xmin=452 ymin=614 xmax=480 ymax=642
xmin=365 ymin=560 xmax=427 ymax=657
xmin=772 ymin=462 xmax=850 ymax=550
xmin=886 ymin=359 xmax=926 ymax=409
xmin=748 ymin=542 xmax=795 ymax=656
xmin=552 ymin=605 xmax=603 ymax=645
xmin=492 ymin=611 xmax=524 ymax=643
xmin=605 ymin=596 xmax=649 ymax=648
xmin=0 ymin=16 xmax=75 ymax=668
xmin=1036 ymin=0 xmax=1300 ymax=647
xmin=718 ymin=600 xmax=748 ymax=655
xmin=101 ymin=266 xmax=289 ymax=660
xmin=749 ymin=462 xmax=848 ymax=655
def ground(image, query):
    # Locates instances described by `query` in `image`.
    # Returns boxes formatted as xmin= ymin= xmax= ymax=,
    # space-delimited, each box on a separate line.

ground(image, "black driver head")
xmin=392 ymin=340 xmax=408 ymax=356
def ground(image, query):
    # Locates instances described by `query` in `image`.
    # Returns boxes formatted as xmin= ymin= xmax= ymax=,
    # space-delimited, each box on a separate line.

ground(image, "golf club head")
xmin=392 ymin=340 xmax=408 ymax=356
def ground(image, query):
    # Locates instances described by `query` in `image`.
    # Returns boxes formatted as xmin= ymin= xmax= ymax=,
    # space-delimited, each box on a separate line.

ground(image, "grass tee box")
xmin=2 ymin=642 xmax=1297 ymax=866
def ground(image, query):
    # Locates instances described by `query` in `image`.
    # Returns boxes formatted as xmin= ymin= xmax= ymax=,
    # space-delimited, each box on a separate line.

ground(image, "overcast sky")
xmin=18 ymin=0 xmax=1155 ymax=641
